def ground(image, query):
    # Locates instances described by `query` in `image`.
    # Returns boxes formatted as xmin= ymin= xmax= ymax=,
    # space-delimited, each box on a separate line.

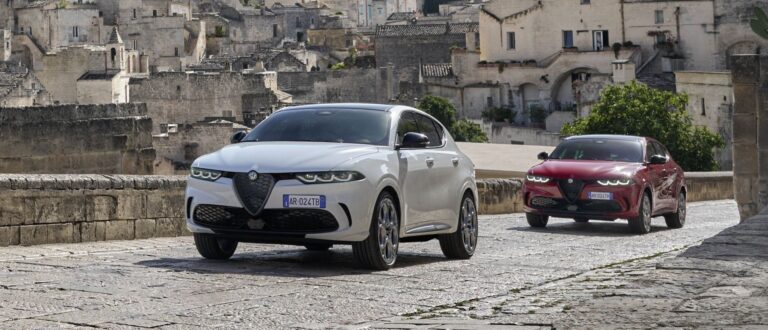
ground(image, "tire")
xmin=574 ymin=217 xmax=589 ymax=223
xmin=304 ymin=244 xmax=332 ymax=251
xmin=526 ymin=213 xmax=549 ymax=228
xmin=353 ymin=191 xmax=399 ymax=270
xmin=439 ymin=193 xmax=479 ymax=260
xmin=194 ymin=233 xmax=238 ymax=260
xmin=629 ymin=193 xmax=652 ymax=234
xmin=664 ymin=192 xmax=686 ymax=229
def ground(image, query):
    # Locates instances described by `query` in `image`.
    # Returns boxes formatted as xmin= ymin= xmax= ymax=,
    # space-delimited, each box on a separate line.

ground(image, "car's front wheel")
xmin=353 ymin=191 xmax=399 ymax=270
xmin=439 ymin=193 xmax=478 ymax=259
xmin=664 ymin=192 xmax=686 ymax=229
xmin=629 ymin=193 xmax=652 ymax=234
xmin=526 ymin=213 xmax=549 ymax=228
xmin=194 ymin=233 xmax=238 ymax=260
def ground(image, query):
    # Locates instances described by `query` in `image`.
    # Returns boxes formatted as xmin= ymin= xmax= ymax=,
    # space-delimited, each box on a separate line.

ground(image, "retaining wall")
xmin=0 ymin=172 xmax=735 ymax=246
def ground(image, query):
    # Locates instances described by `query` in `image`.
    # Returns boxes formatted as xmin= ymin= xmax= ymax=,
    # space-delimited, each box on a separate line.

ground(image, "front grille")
xmin=233 ymin=172 xmax=275 ymax=216
xmin=558 ymin=179 xmax=584 ymax=203
xmin=528 ymin=198 xmax=623 ymax=212
xmin=193 ymin=204 xmax=339 ymax=233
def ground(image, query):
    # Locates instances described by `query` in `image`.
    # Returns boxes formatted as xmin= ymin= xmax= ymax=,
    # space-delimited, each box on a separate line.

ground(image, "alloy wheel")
xmin=641 ymin=195 xmax=652 ymax=232
xmin=377 ymin=198 xmax=399 ymax=266
xmin=460 ymin=197 xmax=478 ymax=254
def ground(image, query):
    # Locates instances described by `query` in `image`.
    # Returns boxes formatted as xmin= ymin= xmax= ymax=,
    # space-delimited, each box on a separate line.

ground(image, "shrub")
xmin=418 ymin=96 xmax=488 ymax=143
xmin=561 ymin=82 xmax=724 ymax=171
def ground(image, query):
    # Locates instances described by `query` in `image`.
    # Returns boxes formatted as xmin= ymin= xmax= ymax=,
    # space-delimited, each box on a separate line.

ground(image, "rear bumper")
xmin=523 ymin=181 xmax=642 ymax=220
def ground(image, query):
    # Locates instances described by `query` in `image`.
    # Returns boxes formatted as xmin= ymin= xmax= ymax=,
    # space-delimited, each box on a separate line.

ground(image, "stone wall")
xmin=730 ymin=54 xmax=768 ymax=221
xmin=0 ymin=103 xmax=155 ymax=174
xmin=129 ymin=71 xmax=283 ymax=132
xmin=0 ymin=173 xmax=737 ymax=246
xmin=277 ymin=67 xmax=394 ymax=104
xmin=0 ymin=175 xmax=186 ymax=247
xmin=153 ymin=122 xmax=235 ymax=175
xmin=685 ymin=172 xmax=735 ymax=203
xmin=483 ymin=123 xmax=563 ymax=146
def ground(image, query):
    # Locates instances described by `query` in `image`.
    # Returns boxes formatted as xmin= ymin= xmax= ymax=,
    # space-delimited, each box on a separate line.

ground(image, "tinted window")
xmin=413 ymin=113 xmax=443 ymax=147
xmin=652 ymin=141 xmax=669 ymax=157
xmin=396 ymin=111 xmax=420 ymax=144
xmin=550 ymin=139 xmax=643 ymax=163
xmin=645 ymin=141 xmax=659 ymax=162
xmin=242 ymin=108 xmax=390 ymax=146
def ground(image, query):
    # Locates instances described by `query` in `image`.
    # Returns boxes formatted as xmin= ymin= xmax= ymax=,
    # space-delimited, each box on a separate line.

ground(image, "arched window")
xmin=110 ymin=48 xmax=116 ymax=64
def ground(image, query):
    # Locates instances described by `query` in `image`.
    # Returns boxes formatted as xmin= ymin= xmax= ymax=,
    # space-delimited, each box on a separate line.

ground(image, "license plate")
xmin=588 ymin=192 xmax=613 ymax=200
xmin=283 ymin=195 xmax=326 ymax=209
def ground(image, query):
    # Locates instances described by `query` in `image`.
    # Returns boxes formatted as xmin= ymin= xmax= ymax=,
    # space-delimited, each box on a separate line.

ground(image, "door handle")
xmin=451 ymin=157 xmax=460 ymax=166
xmin=426 ymin=158 xmax=435 ymax=167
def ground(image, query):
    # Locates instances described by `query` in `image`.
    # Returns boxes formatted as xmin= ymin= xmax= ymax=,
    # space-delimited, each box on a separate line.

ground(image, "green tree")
xmin=751 ymin=6 xmax=768 ymax=39
xmin=452 ymin=120 xmax=489 ymax=143
xmin=561 ymin=82 xmax=724 ymax=171
xmin=418 ymin=96 xmax=488 ymax=143
xmin=418 ymin=95 xmax=456 ymax=129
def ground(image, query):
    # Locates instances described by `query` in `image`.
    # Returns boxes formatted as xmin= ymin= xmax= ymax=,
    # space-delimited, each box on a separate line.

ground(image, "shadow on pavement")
xmin=134 ymin=247 xmax=447 ymax=277
xmin=507 ymin=218 xmax=672 ymax=237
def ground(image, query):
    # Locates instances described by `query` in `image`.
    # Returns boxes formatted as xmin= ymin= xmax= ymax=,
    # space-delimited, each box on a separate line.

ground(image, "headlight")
xmin=526 ymin=175 xmax=551 ymax=183
xmin=295 ymin=171 xmax=365 ymax=184
xmin=597 ymin=179 xmax=633 ymax=186
xmin=190 ymin=167 xmax=222 ymax=181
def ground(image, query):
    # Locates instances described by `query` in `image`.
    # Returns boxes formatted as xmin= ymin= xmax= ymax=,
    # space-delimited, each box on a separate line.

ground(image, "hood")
xmin=528 ymin=160 xmax=642 ymax=180
xmin=193 ymin=142 xmax=381 ymax=173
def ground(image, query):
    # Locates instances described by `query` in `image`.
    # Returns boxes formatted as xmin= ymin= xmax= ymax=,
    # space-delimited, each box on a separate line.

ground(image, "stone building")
xmin=129 ymin=71 xmax=291 ymax=132
xmin=153 ymin=121 xmax=246 ymax=175
xmin=277 ymin=66 xmax=394 ymax=104
xmin=270 ymin=2 xmax=327 ymax=43
xmin=422 ymin=0 xmax=768 ymax=138
xmin=13 ymin=0 xmax=105 ymax=52
xmin=675 ymin=71 xmax=734 ymax=169
xmin=9 ymin=26 xmax=141 ymax=104
xmin=0 ymin=61 xmax=50 ymax=107
xmin=0 ymin=103 xmax=155 ymax=174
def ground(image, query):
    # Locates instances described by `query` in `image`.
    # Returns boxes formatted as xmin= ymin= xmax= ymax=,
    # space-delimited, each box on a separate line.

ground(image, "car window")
xmin=413 ymin=113 xmax=443 ymax=147
xmin=652 ymin=141 xmax=670 ymax=158
xmin=396 ymin=111 xmax=420 ymax=145
xmin=242 ymin=108 xmax=391 ymax=146
xmin=550 ymin=139 xmax=643 ymax=163
xmin=645 ymin=141 xmax=659 ymax=162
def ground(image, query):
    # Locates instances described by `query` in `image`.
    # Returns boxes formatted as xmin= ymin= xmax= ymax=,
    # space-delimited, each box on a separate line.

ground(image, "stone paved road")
xmin=0 ymin=200 xmax=738 ymax=329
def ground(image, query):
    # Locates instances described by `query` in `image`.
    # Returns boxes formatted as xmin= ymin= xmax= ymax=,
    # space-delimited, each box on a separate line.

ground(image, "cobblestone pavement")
xmin=0 ymin=200 xmax=738 ymax=329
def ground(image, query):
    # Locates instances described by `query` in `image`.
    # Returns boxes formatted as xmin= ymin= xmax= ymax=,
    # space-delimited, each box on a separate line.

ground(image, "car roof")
xmin=564 ymin=134 xmax=645 ymax=142
xmin=278 ymin=103 xmax=399 ymax=112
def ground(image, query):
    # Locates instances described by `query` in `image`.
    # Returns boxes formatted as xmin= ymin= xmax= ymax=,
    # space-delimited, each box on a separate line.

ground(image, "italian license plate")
xmin=283 ymin=195 xmax=326 ymax=209
xmin=588 ymin=192 xmax=613 ymax=200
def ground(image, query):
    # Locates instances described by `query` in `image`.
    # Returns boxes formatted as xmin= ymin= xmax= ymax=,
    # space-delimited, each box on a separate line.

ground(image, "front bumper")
xmin=185 ymin=175 xmax=376 ymax=243
xmin=523 ymin=180 xmax=642 ymax=220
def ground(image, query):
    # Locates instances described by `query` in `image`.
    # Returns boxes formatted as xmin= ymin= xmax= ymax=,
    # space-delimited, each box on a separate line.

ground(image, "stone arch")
xmin=726 ymin=40 xmax=760 ymax=69
xmin=550 ymin=67 xmax=600 ymax=111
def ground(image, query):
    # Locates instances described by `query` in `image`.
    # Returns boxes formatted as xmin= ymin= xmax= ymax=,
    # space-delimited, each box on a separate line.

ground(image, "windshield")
xmin=241 ymin=108 xmax=391 ymax=146
xmin=549 ymin=139 xmax=643 ymax=163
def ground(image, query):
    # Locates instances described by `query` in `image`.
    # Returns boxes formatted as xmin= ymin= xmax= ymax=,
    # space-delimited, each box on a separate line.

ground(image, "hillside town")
xmin=1 ymin=0 xmax=764 ymax=175
xmin=1 ymin=1 xmax=768 ymax=328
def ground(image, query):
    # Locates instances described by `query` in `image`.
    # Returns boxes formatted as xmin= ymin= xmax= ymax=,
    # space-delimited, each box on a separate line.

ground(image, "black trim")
xmin=339 ymin=203 xmax=352 ymax=226
xmin=186 ymin=197 xmax=193 ymax=219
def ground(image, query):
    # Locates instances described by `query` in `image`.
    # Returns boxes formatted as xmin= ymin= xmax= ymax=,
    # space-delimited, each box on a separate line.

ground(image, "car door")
xmin=645 ymin=141 xmax=665 ymax=215
xmin=412 ymin=113 xmax=460 ymax=225
xmin=653 ymin=141 xmax=677 ymax=212
xmin=396 ymin=111 xmax=435 ymax=230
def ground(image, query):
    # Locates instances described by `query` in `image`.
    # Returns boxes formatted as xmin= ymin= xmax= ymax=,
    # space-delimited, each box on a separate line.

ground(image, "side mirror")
xmin=649 ymin=154 xmax=668 ymax=165
xmin=398 ymin=132 xmax=429 ymax=149
xmin=230 ymin=131 xmax=247 ymax=144
xmin=537 ymin=152 xmax=549 ymax=160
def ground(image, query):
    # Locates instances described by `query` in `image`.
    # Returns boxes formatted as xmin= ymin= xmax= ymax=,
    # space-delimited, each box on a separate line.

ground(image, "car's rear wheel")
xmin=304 ymin=244 xmax=332 ymax=251
xmin=439 ymin=193 xmax=478 ymax=259
xmin=664 ymin=192 xmax=686 ymax=229
xmin=526 ymin=213 xmax=549 ymax=228
xmin=629 ymin=193 xmax=652 ymax=234
xmin=574 ymin=217 xmax=589 ymax=223
xmin=194 ymin=233 xmax=238 ymax=260
xmin=353 ymin=191 xmax=399 ymax=270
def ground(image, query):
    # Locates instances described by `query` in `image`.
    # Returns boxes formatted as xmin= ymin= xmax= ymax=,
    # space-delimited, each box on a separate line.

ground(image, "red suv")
xmin=523 ymin=135 xmax=686 ymax=234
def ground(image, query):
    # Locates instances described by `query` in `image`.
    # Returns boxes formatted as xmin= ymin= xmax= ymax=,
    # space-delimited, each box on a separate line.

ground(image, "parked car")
xmin=185 ymin=103 xmax=478 ymax=270
xmin=523 ymin=135 xmax=686 ymax=234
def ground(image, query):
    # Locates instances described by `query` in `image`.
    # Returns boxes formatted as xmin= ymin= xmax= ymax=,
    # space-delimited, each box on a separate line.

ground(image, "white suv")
xmin=185 ymin=103 xmax=478 ymax=270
